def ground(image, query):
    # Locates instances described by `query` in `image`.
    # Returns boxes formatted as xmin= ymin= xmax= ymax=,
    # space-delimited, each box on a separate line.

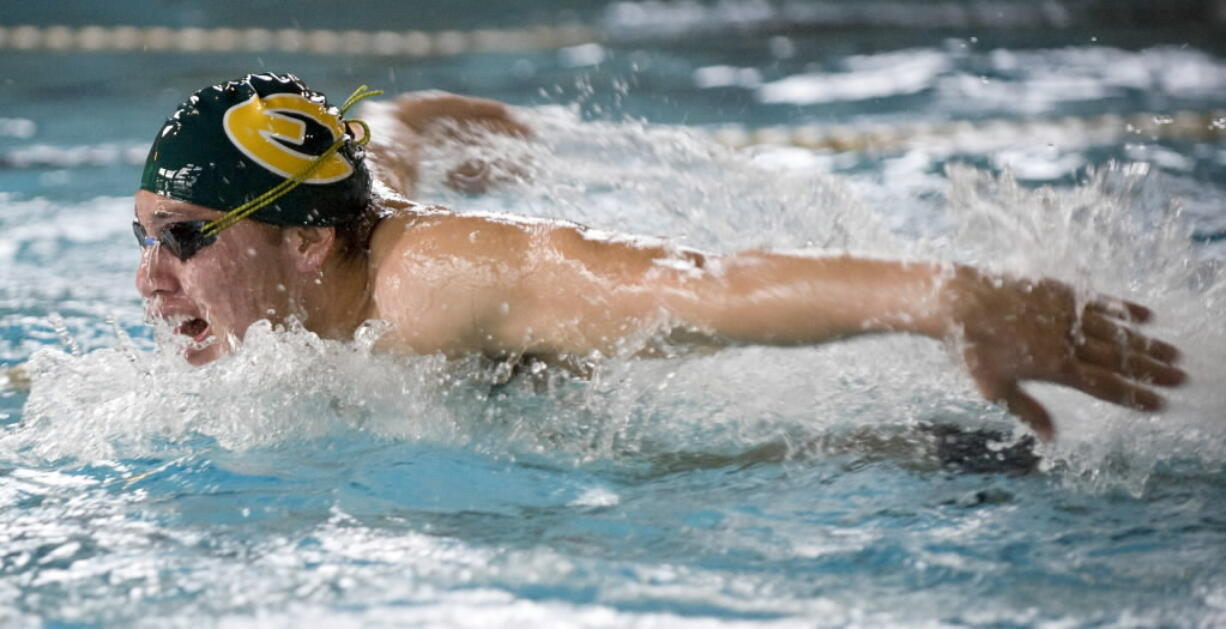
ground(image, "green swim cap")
xmin=140 ymin=73 xmax=371 ymax=226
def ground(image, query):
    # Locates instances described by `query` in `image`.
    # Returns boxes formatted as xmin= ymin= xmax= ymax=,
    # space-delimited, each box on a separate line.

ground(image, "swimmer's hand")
xmin=389 ymin=91 xmax=531 ymax=194
xmin=368 ymin=92 xmax=530 ymax=196
xmin=4 ymin=364 xmax=30 ymax=392
xmin=942 ymin=267 xmax=1185 ymax=440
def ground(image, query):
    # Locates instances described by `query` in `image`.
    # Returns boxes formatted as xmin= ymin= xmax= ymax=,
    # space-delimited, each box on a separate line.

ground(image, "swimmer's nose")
xmin=135 ymin=245 xmax=179 ymax=299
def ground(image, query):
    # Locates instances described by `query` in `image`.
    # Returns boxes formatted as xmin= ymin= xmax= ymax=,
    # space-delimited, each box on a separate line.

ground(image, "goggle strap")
xmin=203 ymin=137 xmax=346 ymax=235
xmin=340 ymin=85 xmax=383 ymax=115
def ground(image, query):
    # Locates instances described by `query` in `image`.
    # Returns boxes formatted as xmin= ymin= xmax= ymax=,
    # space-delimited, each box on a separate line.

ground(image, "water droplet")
xmin=48 ymin=312 xmax=81 ymax=357
xmin=352 ymin=319 xmax=391 ymax=353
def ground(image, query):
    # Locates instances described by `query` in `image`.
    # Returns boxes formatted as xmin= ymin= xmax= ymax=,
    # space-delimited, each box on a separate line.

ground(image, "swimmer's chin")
xmin=182 ymin=334 xmax=224 ymax=366
xmin=148 ymin=313 xmax=221 ymax=365
xmin=169 ymin=320 xmax=229 ymax=366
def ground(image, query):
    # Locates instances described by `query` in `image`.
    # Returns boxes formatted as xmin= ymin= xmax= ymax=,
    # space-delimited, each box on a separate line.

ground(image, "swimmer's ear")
xmin=282 ymin=226 xmax=336 ymax=273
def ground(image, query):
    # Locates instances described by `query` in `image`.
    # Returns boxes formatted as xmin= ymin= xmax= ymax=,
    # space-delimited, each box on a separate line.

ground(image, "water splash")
xmin=8 ymin=107 xmax=1225 ymax=495
xmin=397 ymin=104 xmax=901 ymax=255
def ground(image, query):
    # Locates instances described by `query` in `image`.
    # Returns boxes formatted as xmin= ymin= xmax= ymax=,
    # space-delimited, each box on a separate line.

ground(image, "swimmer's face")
xmin=134 ymin=190 xmax=297 ymax=365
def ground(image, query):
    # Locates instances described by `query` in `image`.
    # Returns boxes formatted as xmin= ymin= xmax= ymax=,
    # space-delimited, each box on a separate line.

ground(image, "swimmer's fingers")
xmin=1080 ymin=312 xmax=1181 ymax=364
xmin=1086 ymin=298 xmax=1152 ymax=324
xmin=446 ymin=158 xmax=530 ymax=194
xmin=1074 ymin=338 xmax=1187 ymax=386
xmin=971 ymin=371 xmax=1055 ymax=441
xmin=1000 ymin=385 xmax=1055 ymax=442
xmin=1062 ymin=362 xmax=1166 ymax=413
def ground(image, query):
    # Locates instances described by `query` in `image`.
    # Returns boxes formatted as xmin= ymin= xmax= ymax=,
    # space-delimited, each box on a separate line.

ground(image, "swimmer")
xmin=125 ymin=73 xmax=1184 ymax=441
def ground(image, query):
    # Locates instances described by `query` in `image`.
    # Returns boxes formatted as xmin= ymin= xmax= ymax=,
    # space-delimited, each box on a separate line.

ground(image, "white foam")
xmin=941 ymin=45 xmax=1226 ymax=114
xmin=7 ymin=110 xmax=1224 ymax=491
xmin=757 ymin=49 xmax=950 ymax=104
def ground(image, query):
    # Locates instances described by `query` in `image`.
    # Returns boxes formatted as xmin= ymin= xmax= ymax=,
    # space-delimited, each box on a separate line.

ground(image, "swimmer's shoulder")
xmin=369 ymin=203 xmax=708 ymax=283
xmin=368 ymin=199 xmax=435 ymax=261
xmin=369 ymin=202 xmax=573 ymax=267
xmin=363 ymin=202 xmax=557 ymax=354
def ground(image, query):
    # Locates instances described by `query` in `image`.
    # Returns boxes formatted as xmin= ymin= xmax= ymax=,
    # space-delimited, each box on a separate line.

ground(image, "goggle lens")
xmin=132 ymin=220 xmax=217 ymax=261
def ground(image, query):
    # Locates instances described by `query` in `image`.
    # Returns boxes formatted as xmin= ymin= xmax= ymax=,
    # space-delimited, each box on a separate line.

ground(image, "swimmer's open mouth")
xmin=176 ymin=318 xmax=210 ymax=342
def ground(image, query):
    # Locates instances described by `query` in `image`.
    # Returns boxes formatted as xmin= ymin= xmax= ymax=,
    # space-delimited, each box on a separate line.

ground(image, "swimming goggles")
xmin=133 ymin=220 xmax=216 ymax=261
xmin=133 ymin=85 xmax=381 ymax=262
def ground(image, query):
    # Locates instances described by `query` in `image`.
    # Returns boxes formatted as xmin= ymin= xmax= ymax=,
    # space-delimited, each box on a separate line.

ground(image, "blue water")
xmin=3 ymin=3 xmax=1226 ymax=626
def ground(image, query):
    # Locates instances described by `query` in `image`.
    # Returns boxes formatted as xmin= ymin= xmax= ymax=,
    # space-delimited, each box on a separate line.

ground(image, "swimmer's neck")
xmin=301 ymin=237 xmax=375 ymax=344
xmin=305 ymin=197 xmax=426 ymax=343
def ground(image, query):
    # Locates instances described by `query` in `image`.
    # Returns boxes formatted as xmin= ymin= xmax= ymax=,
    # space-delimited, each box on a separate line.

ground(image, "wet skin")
xmin=134 ymin=190 xmax=369 ymax=366
xmin=135 ymin=186 xmax=1185 ymax=440
xmin=133 ymin=91 xmax=1186 ymax=439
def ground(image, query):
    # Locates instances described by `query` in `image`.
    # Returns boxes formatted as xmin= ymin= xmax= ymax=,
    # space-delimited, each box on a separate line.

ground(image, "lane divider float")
xmin=0 ymin=24 xmax=601 ymax=56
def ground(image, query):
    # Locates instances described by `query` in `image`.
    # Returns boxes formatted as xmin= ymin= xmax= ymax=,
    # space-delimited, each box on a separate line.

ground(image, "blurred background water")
xmin=2 ymin=1 xmax=1225 ymax=626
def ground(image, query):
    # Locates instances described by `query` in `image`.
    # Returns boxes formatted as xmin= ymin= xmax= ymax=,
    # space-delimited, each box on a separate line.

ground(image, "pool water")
xmin=2 ymin=3 xmax=1226 ymax=626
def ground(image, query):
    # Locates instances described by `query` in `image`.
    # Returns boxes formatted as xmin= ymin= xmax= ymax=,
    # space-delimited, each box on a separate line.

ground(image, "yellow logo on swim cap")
xmin=222 ymin=93 xmax=353 ymax=183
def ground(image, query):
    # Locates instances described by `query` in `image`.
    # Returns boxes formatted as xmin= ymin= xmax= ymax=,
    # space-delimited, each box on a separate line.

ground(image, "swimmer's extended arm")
xmin=687 ymin=257 xmax=1183 ymax=440
xmin=373 ymin=216 xmax=1185 ymax=440
xmin=367 ymin=92 xmax=529 ymax=197
xmin=679 ymin=256 xmax=1184 ymax=441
